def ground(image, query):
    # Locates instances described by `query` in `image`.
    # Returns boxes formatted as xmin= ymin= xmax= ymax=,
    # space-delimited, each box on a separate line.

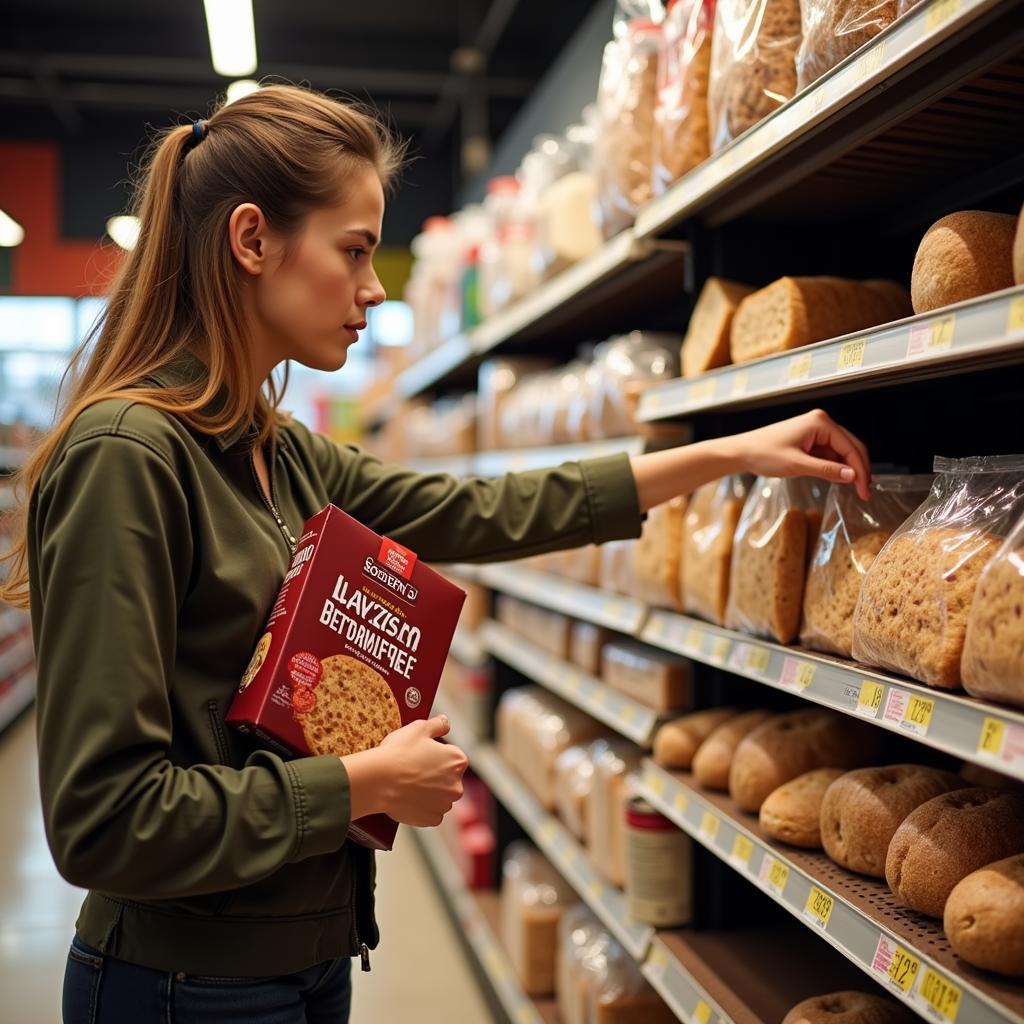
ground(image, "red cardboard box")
xmin=226 ymin=504 xmax=466 ymax=849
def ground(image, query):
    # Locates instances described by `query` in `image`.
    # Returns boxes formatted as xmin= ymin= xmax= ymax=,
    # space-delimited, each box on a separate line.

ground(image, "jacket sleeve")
xmin=29 ymin=432 xmax=351 ymax=900
xmin=297 ymin=426 xmax=643 ymax=562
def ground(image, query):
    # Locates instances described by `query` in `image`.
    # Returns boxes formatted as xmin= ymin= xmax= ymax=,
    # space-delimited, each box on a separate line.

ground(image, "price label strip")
xmin=837 ymin=338 xmax=867 ymax=372
xmin=977 ymin=717 xmax=1006 ymax=759
xmin=787 ymin=352 xmax=813 ymax=383
xmin=803 ymin=886 xmax=835 ymax=931
xmin=732 ymin=369 xmax=750 ymax=397
xmin=699 ymin=811 xmax=720 ymax=843
xmin=907 ymin=315 xmax=955 ymax=358
xmin=926 ymin=0 xmax=961 ymax=30
xmin=673 ymin=789 xmax=690 ymax=815
xmin=780 ymin=657 xmax=816 ymax=691
xmin=746 ymin=645 xmax=771 ymax=673
xmin=1009 ymin=296 xmax=1024 ymax=332
xmin=760 ymin=854 xmax=790 ymax=897
xmin=915 ymin=967 xmax=962 ymax=1023
xmin=856 ymin=679 xmax=886 ymax=719
xmin=731 ymin=833 xmax=754 ymax=870
xmin=688 ymin=378 xmax=717 ymax=405
xmin=901 ymin=694 xmax=935 ymax=737
xmin=691 ymin=1001 xmax=713 ymax=1024
xmin=872 ymin=935 xmax=921 ymax=996
xmin=711 ymin=637 xmax=731 ymax=664
xmin=684 ymin=627 xmax=704 ymax=654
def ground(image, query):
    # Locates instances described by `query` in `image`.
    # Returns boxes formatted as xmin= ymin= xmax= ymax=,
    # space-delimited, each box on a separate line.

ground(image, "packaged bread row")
xmin=653 ymin=705 xmax=1024 ymax=976
xmin=681 ymin=207 xmax=1024 ymax=380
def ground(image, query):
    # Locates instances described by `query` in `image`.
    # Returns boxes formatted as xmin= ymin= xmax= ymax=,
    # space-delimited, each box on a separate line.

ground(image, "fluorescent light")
xmin=106 ymin=215 xmax=140 ymax=251
xmin=0 ymin=209 xmax=24 ymax=247
xmin=226 ymin=79 xmax=261 ymax=104
xmin=204 ymin=0 xmax=257 ymax=77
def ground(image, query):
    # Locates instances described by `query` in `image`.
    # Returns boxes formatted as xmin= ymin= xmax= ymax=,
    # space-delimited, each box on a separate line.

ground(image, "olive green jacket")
xmin=27 ymin=354 xmax=642 ymax=977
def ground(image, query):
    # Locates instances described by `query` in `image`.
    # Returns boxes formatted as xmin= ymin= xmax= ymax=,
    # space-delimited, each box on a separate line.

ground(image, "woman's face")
xmin=243 ymin=164 xmax=387 ymax=375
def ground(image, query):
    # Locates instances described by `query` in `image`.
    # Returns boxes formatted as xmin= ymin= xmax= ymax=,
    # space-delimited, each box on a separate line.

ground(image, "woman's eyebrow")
xmin=343 ymin=228 xmax=380 ymax=247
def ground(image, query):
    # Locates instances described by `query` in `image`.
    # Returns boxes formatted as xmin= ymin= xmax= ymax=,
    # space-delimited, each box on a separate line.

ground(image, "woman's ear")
xmin=228 ymin=203 xmax=268 ymax=276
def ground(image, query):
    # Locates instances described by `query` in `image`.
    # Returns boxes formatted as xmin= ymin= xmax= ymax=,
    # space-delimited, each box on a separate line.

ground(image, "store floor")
xmin=0 ymin=708 xmax=495 ymax=1023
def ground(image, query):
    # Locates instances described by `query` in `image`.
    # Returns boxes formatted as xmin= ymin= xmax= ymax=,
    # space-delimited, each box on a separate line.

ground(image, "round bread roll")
xmin=820 ymin=765 xmax=967 ymax=877
xmin=945 ymin=854 xmax=1024 ymax=976
xmin=692 ymin=709 xmax=774 ymax=790
xmin=1014 ymin=202 xmax=1023 ymax=286
xmin=886 ymin=788 xmax=1024 ymax=917
xmin=760 ymin=768 xmax=844 ymax=849
xmin=911 ymin=210 xmax=1017 ymax=314
xmin=653 ymin=708 xmax=738 ymax=770
xmin=782 ymin=990 xmax=916 ymax=1024
xmin=729 ymin=708 xmax=882 ymax=813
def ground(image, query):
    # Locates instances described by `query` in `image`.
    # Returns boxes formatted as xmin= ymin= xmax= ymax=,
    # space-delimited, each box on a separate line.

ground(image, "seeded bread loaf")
xmin=945 ymin=854 xmax=1024 ymax=976
xmin=760 ymin=767 xmax=845 ymax=849
xmin=886 ymin=788 xmax=1024 ymax=917
xmin=602 ymin=641 xmax=691 ymax=712
xmin=783 ymin=991 xmax=917 ymax=1024
xmin=681 ymin=277 xmax=755 ymax=378
xmin=819 ymin=765 xmax=967 ymax=877
xmin=692 ymin=709 xmax=774 ymax=790
xmin=570 ymin=621 xmax=610 ymax=677
xmin=654 ymin=708 xmax=739 ymax=770
xmin=633 ymin=497 xmax=686 ymax=610
xmin=796 ymin=0 xmax=898 ymax=90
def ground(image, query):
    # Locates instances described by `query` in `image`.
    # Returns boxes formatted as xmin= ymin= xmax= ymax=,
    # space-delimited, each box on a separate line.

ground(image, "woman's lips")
xmin=343 ymin=321 xmax=367 ymax=343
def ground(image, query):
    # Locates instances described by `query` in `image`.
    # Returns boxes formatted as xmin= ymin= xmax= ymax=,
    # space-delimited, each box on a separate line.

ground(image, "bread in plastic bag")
xmin=588 ymin=738 xmax=642 ymax=887
xmin=600 ymin=539 xmax=638 ymax=597
xmin=708 ymin=0 xmax=803 ymax=153
xmin=852 ymin=456 xmax=1024 ymax=689
xmin=557 ymin=906 xmax=604 ymax=1024
xmin=584 ymin=937 xmax=677 ymax=1023
xmin=961 ymin=508 xmax=1024 ymax=707
xmin=681 ymin=474 xmax=753 ymax=624
xmin=725 ymin=477 xmax=826 ymax=643
xmin=554 ymin=745 xmax=597 ymax=841
xmin=801 ymin=474 xmax=932 ymax=657
xmin=590 ymin=332 xmax=679 ymax=439
xmin=796 ymin=0 xmax=897 ymax=91
xmin=896 ymin=0 xmax=925 ymax=14
xmin=633 ymin=496 xmax=687 ymax=609
xmin=501 ymin=841 xmax=576 ymax=996
xmin=653 ymin=0 xmax=715 ymax=193
xmin=603 ymin=640 xmax=692 ymax=711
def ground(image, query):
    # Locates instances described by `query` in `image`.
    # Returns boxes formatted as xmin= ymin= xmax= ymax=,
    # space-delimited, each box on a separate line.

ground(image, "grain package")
xmin=725 ymin=476 xmax=826 ymax=643
xmin=852 ymin=455 xmax=1024 ymax=689
xmin=801 ymin=475 xmax=931 ymax=657
xmin=653 ymin=0 xmax=715 ymax=193
xmin=796 ymin=0 xmax=898 ymax=91
xmin=554 ymin=745 xmax=597 ymax=840
xmin=590 ymin=332 xmax=680 ymax=439
xmin=681 ymin=473 xmax=753 ymax=624
xmin=708 ymin=0 xmax=802 ymax=153
xmin=962 ymin=508 xmax=1024 ymax=708
xmin=584 ymin=939 xmax=678 ymax=1024
xmin=501 ymin=842 xmax=575 ymax=996
xmin=570 ymin=621 xmax=611 ymax=677
xmin=558 ymin=906 xmax=604 ymax=1024
xmin=588 ymin=739 xmax=642 ymax=887
xmin=603 ymin=641 xmax=692 ymax=712
xmin=600 ymin=540 xmax=638 ymax=597
xmin=594 ymin=19 xmax=662 ymax=238
xmin=227 ymin=504 xmax=464 ymax=850
xmin=633 ymin=496 xmax=687 ymax=609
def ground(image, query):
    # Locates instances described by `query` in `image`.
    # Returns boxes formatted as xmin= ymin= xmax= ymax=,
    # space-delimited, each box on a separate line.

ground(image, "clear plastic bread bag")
xmin=724 ymin=477 xmax=827 ymax=643
xmin=584 ymin=937 xmax=671 ymax=1023
xmin=529 ymin=695 xmax=607 ymax=811
xmin=557 ymin=906 xmax=603 ymax=1024
xmin=653 ymin=0 xmax=715 ymax=194
xmin=594 ymin=20 xmax=663 ymax=239
xmin=633 ymin=496 xmax=687 ymax=609
xmin=590 ymin=332 xmax=679 ymax=439
xmin=554 ymin=746 xmax=597 ymax=840
xmin=962 ymin=508 xmax=1024 ymax=708
xmin=796 ymin=0 xmax=897 ymax=90
xmin=852 ymin=456 xmax=1024 ymax=689
xmin=588 ymin=739 xmax=642 ymax=887
xmin=681 ymin=473 xmax=753 ymax=624
xmin=708 ymin=0 xmax=803 ymax=153
xmin=600 ymin=540 xmax=639 ymax=597
xmin=500 ymin=841 xmax=576 ymax=996
xmin=800 ymin=474 xmax=932 ymax=657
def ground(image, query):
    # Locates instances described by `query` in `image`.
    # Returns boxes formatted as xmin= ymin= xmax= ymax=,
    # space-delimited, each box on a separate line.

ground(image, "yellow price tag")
xmin=693 ymin=1001 xmax=713 ymax=1024
xmin=700 ymin=811 xmax=720 ymax=841
xmin=918 ymin=968 xmax=962 ymax=1022
xmin=688 ymin=378 xmax=717 ymax=405
xmin=621 ymin=704 xmax=636 ymax=724
xmin=856 ymin=679 xmax=885 ymax=719
xmin=804 ymin=886 xmax=835 ymax=930
xmin=887 ymin=945 xmax=921 ymax=994
xmin=647 ymin=771 xmax=667 ymax=798
xmin=787 ymin=352 xmax=813 ymax=382
xmin=902 ymin=694 xmax=935 ymax=736
xmin=746 ymin=646 xmax=771 ymax=673
xmin=732 ymin=369 xmax=749 ymax=397
xmin=517 ymin=1006 xmax=535 ymax=1024
xmin=649 ymin=945 xmax=670 ymax=975
xmin=588 ymin=879 xmax=606 ymax=901
xmin=926 ymin=0 xmax=961 ymax=30
xmin=731 ymin=833 xmax=754 ymax=866
xmin=1009 ymin=296 xmax=1024 ymax=332
xmin=647 ymin=616 xmax=666 ymax=639
xmin=685 ymin=627 xmax=703 ymax=652
xmin=768 ymin=859 xmax=790 ymax=895
xmin=781 ymin=657 xmax=816 ymax=690
xmin=673 ymin=790 xmax=689 ymax=815
xmin=797 ymin=662 xmax=816 ymax=688
xmin=838 ymin=338 xmax=866 ymax=372
xmin=592 ymin=687 xmax=608 ymax=709
xmin=539 ymin=819 xmax=558 ymax=844
xmin=712 ymin=637 xmax=731 ymax=662
xmin=930 ymin=316 xmax=955 ymax=350
xmin=978 ymin=717 xmax=1007 ymax=758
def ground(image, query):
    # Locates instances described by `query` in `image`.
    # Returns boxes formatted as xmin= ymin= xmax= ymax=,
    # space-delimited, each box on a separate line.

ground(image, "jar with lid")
xmin=624 ymin=796 xmax=693 ymax=926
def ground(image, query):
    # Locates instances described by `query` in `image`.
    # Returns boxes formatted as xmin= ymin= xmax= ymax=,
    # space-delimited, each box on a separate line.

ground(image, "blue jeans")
xmin=63 ymin=934 xmax=353 ymax=1024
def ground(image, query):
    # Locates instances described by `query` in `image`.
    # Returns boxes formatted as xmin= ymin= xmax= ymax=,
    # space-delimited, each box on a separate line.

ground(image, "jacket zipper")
xmin=351 ymin=860 xmax=371 ymax=972
xmin=249 ymin=446 xmax=297 ymax=556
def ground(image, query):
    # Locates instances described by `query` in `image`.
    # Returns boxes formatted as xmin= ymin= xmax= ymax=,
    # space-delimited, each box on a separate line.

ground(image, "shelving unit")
xmin=0 ymin=611 xmax=34 ymax=735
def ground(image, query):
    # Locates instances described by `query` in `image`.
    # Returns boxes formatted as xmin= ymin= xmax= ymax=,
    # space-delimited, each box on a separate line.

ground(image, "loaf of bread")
xmin=796 ymin=0 xmax=897 ymax=90
xmin=911 ymin=211 xmax=1018 ymax=314
xmin=945 ymin=854 xmax=1024 ymax=976
xmin=588 ymin=740 xmax=642 ymax=887
xmin=725 ymin=477 xmax=826 ymax=644
xmin=783 ymin=991 xmax=917 ymax=1024
xmin=692 ymin=709 xmax=774 ymax=789
xmin=729 ymin=708 xmax=881 ymax=812
xmin=587 ymin=940 xmax=677 ymax=1024
xmin=633 ymin=497 xmax=686 ymax=610
xmin=852 ymin=528 xmax=1001 ymax=689
xmin=558 ymin=906 xmax=602 ymax=1024
xmin=602 ymin=641 xmax=692 ymax=712
xmin=569 ymin=621 xmax=610 ymax=677
xmin=820 ymin=765 xmax=967 ymax=877
xmin=600 ymin=540 xmax=637 ymax=597
xmin=760 ymin=767 xmax=845 ymax=848
xmin=1014 ymin=202 xmax=1024 ymax=285
xmin=961 ymin=529 xmax=1024 ymax=708
xmin=886 ymin=788 xmax=1024 ymax=917
xmin=681 ymin=475 xmax=751 ymax=625
xmin=730 ymin=276 xmax=912 ymax=364
xmin=681 ymin=277 xmax=755 ymax=378
xmin=553 ymin=745 xmax=596 ymax=841
xmin=653 ymin=708 xmax=739 ymax=770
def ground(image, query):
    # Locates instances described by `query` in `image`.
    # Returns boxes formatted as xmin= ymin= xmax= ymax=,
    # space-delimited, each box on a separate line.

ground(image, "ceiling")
xmin=0 ymin=0 xmax=597 ymax=243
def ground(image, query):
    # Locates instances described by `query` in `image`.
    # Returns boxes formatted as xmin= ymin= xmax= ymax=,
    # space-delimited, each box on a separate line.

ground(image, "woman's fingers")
xmin=805 ymin=411 xmax=871 ymax=500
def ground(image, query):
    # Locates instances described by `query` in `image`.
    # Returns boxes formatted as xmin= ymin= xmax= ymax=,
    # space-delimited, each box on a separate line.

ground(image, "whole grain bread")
xmin=782 ymin=991 xmax=917 ymax=1024
xmin=760 ymin=767 xmax=845 ymax=849
xmin=681 ymin=277 xmax=754 ymax=378
xmin=796 ymin=0 xmax=897 ymax=90
xmin=692 ymin=709 xmax=774 ymax=790
xmin=653 ymin=708 xmax=739 ymax=770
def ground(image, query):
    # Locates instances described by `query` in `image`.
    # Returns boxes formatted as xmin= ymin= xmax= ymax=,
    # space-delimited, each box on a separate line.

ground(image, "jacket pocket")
xmin=206 ymin=700 xmax=232 ymax=766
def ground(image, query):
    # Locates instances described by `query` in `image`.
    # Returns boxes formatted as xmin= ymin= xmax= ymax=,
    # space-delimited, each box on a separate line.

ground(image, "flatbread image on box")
xmin=294 ymin=654 xmax=402 ymax=757
xmin=240 ymin=632 xmax=272 ymax=692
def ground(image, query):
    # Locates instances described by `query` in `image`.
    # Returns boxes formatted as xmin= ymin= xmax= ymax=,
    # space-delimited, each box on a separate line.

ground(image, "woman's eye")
xmin=347 ymin=248 xmax=367 ymax=262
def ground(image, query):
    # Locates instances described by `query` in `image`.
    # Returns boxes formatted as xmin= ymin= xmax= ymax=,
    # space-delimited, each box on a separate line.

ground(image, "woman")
xmin=0 ymin=84 xmax=870 ymax=1023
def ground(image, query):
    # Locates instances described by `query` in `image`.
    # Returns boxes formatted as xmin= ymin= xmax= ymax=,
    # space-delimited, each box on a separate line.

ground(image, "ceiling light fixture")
xmin=203 ymin=0 xmax=258 ymax=78
xmin=106 ymin=215 xmax=140 ymax=251
xmin=0 ymin=209 xmax=25 ymax=247
xmin=226 ymin=79 xmax=261 ymax=104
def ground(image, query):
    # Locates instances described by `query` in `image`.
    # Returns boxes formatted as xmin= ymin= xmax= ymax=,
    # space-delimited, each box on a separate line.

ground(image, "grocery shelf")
xmin=640 ymin=609 xmax=1024 ymax=784
xmin=449 ymin=626 xmax=487 ymax=669
xmin=638 ymin=287 xmax=1024 ymax=421
xmin=393 ymin=334 xmax=477 ymax=401
xmin=477 ymin=564 xmax=646 ymax=634
xmin=0 ymin=666 xmax=35 ymax=734
xmin=414 ymin=827 xmax=559 ymax=1024
xmin=480 ymin=619 xmax=662 ymax=747
xmin=637 ymin=762 xmax=1024 ymax=1024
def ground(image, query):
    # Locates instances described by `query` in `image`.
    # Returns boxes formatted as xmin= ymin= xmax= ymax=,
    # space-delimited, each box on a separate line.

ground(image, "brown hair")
xmin=1 ymin=83 xmax=405 ymax=608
